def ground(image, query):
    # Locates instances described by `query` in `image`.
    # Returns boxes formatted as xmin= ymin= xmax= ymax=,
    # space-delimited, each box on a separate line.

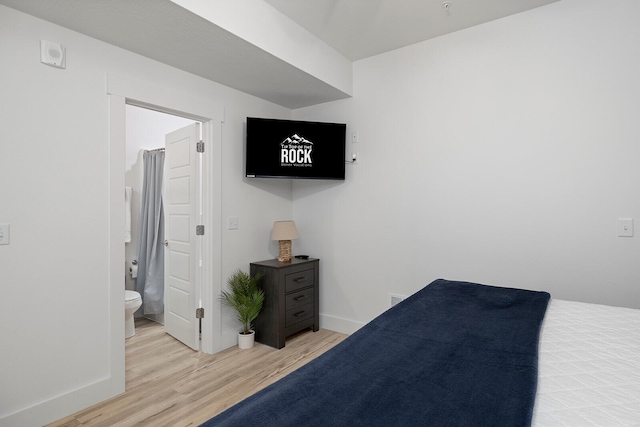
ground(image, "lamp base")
xmin=278 ymin=240 xmax=292 ymax=262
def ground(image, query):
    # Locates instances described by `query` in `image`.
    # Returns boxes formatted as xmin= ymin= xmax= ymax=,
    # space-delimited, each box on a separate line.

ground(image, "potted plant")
xmin=220 ymin=269 xmax=265 ymax=349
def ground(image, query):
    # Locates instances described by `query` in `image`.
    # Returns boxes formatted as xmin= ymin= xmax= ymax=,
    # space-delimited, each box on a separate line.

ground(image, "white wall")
xmin=0 ymin=6 xmax=293 ymax=426
xmin=293 ymin=0 xmax=640 ymax=332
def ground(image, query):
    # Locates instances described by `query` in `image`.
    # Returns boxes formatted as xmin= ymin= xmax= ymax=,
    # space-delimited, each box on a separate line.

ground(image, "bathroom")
xmin=125 ymin=104 xmax=198 ymax=334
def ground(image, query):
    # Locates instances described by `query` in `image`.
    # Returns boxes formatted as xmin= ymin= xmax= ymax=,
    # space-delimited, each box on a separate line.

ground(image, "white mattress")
xmin=532 ymin=299 xmax=640 ymax=426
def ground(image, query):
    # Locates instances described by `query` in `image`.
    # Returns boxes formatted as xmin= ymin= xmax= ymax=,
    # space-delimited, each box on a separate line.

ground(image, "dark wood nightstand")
xmin=250 ymin=258 xmax=319 ymax=349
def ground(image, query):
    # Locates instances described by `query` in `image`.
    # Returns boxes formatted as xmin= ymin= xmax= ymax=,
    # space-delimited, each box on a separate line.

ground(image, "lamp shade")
xmin=271 ymin=220 xmax=299 ymax=241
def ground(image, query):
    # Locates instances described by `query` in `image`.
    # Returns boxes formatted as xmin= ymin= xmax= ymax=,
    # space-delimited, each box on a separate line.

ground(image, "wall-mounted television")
xmin=246 ymin=117 xmax=346 ymax=180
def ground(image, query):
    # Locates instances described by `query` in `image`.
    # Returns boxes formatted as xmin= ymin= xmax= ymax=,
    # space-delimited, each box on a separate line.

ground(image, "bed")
xmin=201 ymin=279 xmax=640 ymax=427
xmin=532 ymin=298 xmax=640 ymax=425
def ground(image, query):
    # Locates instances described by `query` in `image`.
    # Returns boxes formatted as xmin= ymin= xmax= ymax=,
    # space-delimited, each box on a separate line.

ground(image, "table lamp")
xmin=271 ymin=220 xmax=298 ymax=262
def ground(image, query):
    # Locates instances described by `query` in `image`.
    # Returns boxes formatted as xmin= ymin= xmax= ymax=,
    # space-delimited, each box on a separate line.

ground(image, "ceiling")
xmin=0 ymin=0 xmax=559 ymax=108
xmin=265 ymin=0 xmax=559 ymax=61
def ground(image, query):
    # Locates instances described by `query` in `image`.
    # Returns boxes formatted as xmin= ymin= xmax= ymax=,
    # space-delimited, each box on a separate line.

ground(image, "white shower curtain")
xmin=136 ymin=150 xmax=165 ymax=315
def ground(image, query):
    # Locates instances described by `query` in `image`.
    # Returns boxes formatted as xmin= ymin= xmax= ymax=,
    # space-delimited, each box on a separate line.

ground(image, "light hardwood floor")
xmin=48 ymin=319 xmax=348 ymax=427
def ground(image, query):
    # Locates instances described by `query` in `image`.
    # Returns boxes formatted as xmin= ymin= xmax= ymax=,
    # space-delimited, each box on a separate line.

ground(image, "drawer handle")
xmin=293 ymin=311 xmax=306 ymax=317
xmin=293 ymin=277 xmax=307 ymax=283
xmin=293 ymin=295 xmax=306 ymax=301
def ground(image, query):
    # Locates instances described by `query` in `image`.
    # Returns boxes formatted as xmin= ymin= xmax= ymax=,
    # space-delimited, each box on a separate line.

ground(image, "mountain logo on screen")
xmin=280 ymin=134 xmax=313 ymax=167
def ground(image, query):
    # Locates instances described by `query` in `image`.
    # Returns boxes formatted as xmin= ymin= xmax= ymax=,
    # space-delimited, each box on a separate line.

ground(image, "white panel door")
xmin=164 ymin=123 xmax=200 ymax=350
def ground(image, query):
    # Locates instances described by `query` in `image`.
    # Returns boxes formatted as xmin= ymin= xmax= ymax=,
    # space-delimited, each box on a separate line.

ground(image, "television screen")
xmin=246 ymin=117 xmax=346 ymax=180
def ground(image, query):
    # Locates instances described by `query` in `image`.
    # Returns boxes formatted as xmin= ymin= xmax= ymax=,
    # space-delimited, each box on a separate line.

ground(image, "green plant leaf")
xmin=219 ymin=269 xmax=264 ymax=334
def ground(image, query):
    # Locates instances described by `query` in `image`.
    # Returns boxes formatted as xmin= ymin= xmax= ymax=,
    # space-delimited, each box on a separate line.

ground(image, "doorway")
xmin=108 ymin=74 xmax=224 ymax=395
xmin=125 ymin=105 xmax=198 ymax=327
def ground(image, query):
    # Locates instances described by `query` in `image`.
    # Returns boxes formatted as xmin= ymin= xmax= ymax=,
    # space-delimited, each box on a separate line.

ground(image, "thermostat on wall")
xmin=40 ymin=40 xmax=66 ymax=69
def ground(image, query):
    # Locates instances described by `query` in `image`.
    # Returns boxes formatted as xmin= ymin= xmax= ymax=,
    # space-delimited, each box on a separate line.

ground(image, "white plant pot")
xmin=238 ymin=330 xmax=255 ymax=349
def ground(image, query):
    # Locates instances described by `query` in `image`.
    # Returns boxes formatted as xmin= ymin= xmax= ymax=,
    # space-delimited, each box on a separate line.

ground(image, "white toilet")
xmin=125 ymin=290 xmax=142 ymax=338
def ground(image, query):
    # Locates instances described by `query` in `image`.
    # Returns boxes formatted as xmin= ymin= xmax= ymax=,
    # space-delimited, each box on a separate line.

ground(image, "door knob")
xmin=163 ymin=240 xmax=169 ymax=247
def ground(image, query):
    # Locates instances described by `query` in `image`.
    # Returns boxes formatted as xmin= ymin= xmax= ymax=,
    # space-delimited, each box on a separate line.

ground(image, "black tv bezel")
xmin=245 ymin=117 xmax=346 ymax=180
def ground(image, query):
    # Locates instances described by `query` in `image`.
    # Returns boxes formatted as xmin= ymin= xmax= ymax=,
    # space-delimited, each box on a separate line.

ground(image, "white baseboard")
xmin=220 ymin=330 xmax=239 ymax=350
xmin=319 ymin=313 xmax=364 ymax=335
xmin=0 ymin=376 xmax=123 ymax=427
xmin=219 ymin=314 xmax=363 ymax=352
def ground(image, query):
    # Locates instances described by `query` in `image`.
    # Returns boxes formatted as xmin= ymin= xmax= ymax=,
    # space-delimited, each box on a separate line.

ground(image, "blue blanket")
xmin=202 ymin=279 xmax=550 ymax=427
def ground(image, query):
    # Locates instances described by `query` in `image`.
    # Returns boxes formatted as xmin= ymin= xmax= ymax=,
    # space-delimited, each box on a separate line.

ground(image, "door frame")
xmin=107 ymin=74 xmax=223 ymax=391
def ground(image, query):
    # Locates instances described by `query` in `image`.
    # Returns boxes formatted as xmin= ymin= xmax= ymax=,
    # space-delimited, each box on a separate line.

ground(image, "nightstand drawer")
xmin=286 ymin=289 xmax=314 ymax=311
xmin=251 ymin=258 xmax=319 ymax=349
xmin=285 ymin=268 xmax=315 ymax=293
xmin=286 ymin=303 xmax=313 ymax=327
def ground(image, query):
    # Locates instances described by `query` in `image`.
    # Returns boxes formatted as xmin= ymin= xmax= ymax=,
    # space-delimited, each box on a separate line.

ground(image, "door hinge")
xmin=196 ymin=307 xmax=204 ymax=319
xmin=196 ymin=225 xmax=205 ymax=235
xmin=196 ymin=141 xmax=204 ymax=153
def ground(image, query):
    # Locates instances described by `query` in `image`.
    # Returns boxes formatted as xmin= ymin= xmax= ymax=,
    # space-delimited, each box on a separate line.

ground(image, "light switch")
xmin=618 ymin=218 xmax=633 ymax=237
xmin=0 ymin=224 xmax=9 ymax=245
xmin=228 ymin=216 xmax=239 ymax=230
xmin=351 ymin=131 xmax=359 ymax=143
